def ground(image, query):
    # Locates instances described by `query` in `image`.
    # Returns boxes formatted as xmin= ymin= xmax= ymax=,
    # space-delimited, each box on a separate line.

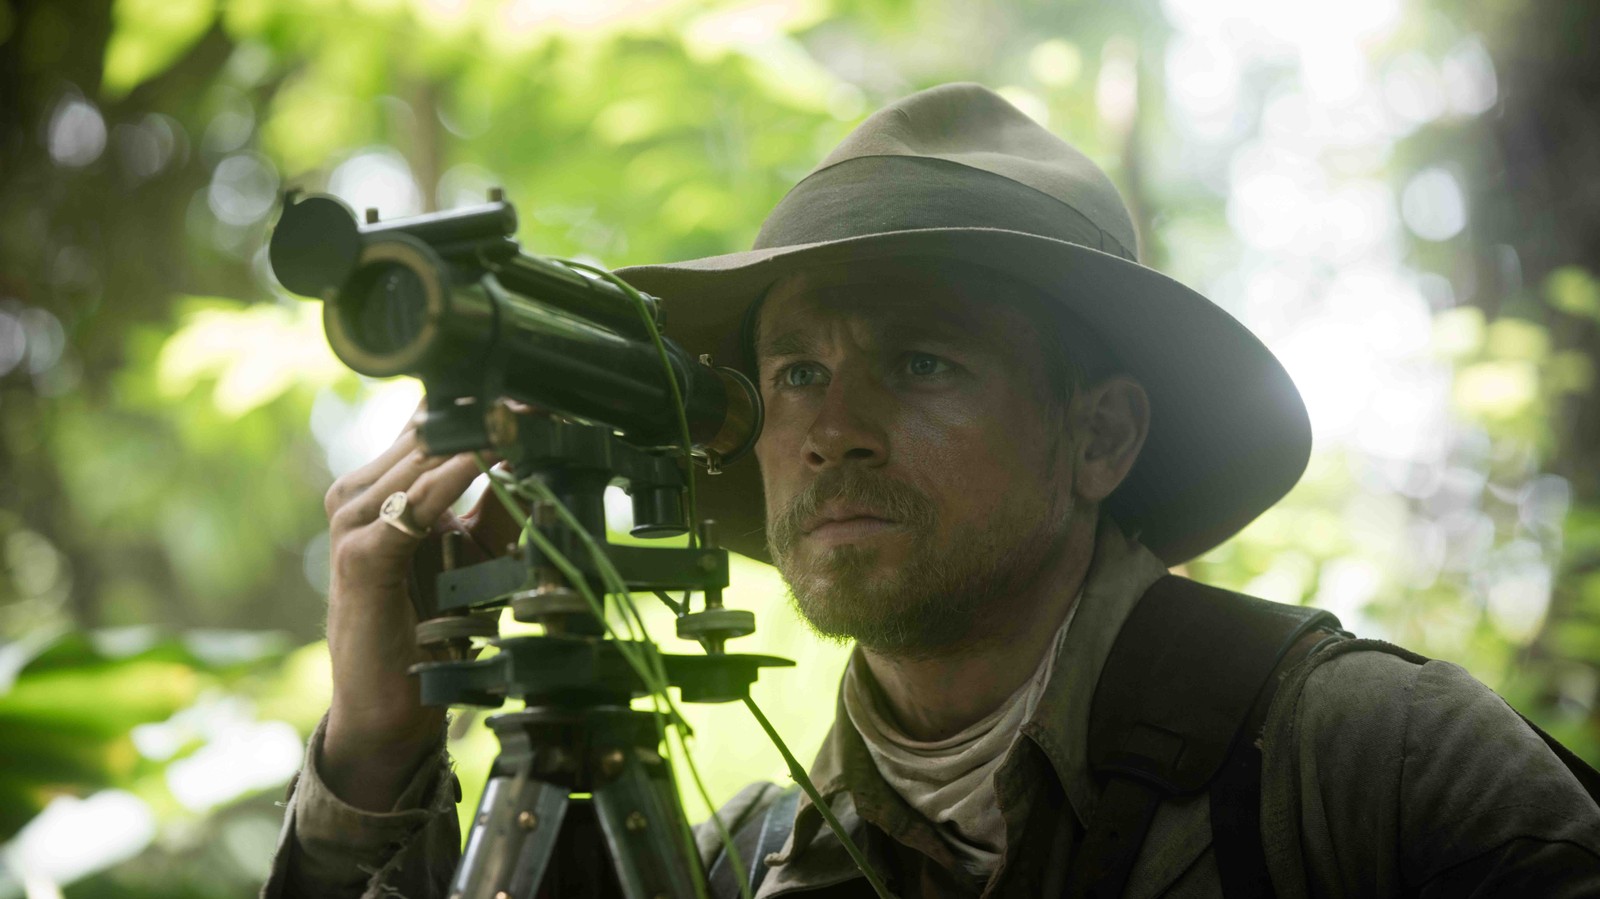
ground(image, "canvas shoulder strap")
xmin=1063 ymin=575 xmax=1343 ymax=899
xmin=708 ymin=784 xmax=803 ymax=898
xmin=1208 ymin=625 xmax=1346 ymax=897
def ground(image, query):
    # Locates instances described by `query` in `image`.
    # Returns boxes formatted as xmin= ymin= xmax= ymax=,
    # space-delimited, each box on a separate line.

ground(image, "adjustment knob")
xmin=676 ymin=608 xmax=755 ymax=655
xmin=629 ymin=486 xmax=686 ymax=537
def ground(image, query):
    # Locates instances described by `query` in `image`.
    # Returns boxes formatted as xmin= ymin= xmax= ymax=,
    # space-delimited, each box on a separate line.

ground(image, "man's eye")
xmin=779 ymin=363 xmax=825 ymax=388
xmin=905 ymin=353 xmax=950 ymax=377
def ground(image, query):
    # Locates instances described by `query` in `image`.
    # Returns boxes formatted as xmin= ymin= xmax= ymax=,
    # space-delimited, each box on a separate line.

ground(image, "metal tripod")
xmin=449 ymin=693 xmax=697 ymax=897
xmin=408 ymin=405 xmax=790 ymax=899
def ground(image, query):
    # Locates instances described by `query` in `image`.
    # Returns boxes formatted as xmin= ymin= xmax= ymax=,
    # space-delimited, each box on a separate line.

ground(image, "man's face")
xmin=754 ymin=260 xmax=1077 ymax=655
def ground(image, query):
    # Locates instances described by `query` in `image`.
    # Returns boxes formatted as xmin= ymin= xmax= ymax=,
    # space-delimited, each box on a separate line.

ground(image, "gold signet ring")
xmin=378 ymin=491 xmax=429 ymax=540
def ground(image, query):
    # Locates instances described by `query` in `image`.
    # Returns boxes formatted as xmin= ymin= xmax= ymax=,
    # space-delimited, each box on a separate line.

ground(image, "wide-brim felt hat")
xmin=617 ymin=83 xmax=1309 ymax=567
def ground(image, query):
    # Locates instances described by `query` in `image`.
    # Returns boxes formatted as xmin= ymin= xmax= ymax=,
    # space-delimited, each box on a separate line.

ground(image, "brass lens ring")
xmin=322 ymin=235 xmax=447 ymax=378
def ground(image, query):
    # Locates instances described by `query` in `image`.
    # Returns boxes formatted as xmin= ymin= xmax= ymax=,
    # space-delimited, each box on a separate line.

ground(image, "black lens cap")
xmin=268 ymin=193 xmax=363 ymax=299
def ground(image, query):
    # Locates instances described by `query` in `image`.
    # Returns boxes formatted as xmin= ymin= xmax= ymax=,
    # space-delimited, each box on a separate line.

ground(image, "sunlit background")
xmin=3 ymin=0 xmax=1599 ymax=895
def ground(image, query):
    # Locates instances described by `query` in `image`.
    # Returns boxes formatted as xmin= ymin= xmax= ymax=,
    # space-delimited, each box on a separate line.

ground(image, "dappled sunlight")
xmin=1160 ymin=0 xmax=1580 ymax=685
xmin=165 ymin=716 xmax=303 ymax=813
xmin=308 ymin=378 xmax=425 ymax=477
xmin=6 ymin=0 xmax=1599 ymax=893
xmin=503 ymin=0 xmax=685 ymax=31
xmin=0 ymin=790 xmax=156 ymax=897
xmin=156 ymin=299 xmax=346 ymax=417
xmin=1400 ymin=167 xmax=1468 ymax=242
xmin=46 ymin=92 xmax=107 ymax=169
xmin=683 ymin=0 xmax=828 ymax=60
xmin=208 ymin=152 xmax=280 ymax=226
xmin=328 ymin=148 xmax=424 ymax=222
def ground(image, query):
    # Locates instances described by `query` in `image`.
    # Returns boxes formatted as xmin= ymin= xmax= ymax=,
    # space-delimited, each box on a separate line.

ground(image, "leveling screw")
xmin=600 ymin=748 xmax=626 ymax=778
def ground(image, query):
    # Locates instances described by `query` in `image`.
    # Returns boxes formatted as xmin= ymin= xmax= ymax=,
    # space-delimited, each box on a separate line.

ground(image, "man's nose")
xmin=802 ymin=374 xmax=888 ymax=469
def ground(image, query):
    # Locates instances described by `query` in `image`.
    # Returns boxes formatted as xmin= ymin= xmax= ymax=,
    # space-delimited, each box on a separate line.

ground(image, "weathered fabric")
xmin=840 ymin=600 xmax=1080 ymax=887
xmin=264 ymin=714 xmax=461 ymax=899
xmin=262 ymin=522 xmax=1600 ymax=898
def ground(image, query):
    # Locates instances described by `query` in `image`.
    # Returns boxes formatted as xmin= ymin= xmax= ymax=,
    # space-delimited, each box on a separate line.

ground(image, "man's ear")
xmin=1071 ymin=376 xmax=1150 ymax=504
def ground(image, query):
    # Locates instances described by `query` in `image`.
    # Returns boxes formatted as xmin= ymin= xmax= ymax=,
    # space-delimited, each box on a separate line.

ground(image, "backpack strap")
xmin=1208 ymin=627 xmax=1348 ymax=898
xmin=1063 ymin=575 xmax=1343 ymax=898
xmin=708 ymin=784 xmax=803 ymax=897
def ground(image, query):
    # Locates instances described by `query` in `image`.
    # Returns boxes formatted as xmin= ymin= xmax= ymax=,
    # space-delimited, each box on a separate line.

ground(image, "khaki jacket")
xmin=264 ymin=526 xmax=1600 ymax=897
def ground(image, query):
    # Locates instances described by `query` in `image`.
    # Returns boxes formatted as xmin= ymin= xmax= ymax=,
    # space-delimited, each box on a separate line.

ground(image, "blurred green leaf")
xmin=102 ymin=0 xmax=217 ymax=99
xmin=1546 ymin=265 xmax=1600 ymax=323
xmin=0 ymin=628 xmax=292 ymax=842
xmin=8 ymin=0 xmax=1600 ymax=894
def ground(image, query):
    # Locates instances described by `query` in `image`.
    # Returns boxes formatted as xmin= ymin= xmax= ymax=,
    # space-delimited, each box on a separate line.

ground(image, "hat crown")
xmin=767 ymin=83 xmax=1139 ymax=260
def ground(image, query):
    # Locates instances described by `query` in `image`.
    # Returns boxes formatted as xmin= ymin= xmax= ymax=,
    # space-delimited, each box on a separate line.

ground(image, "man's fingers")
xmin=343 ymin=454 xmax=492 ymax=567
xmin=334 ymin=448 xmax=455 ymax=530
xmin=325 ymin=429 xmax=423 ymax=513
xmin=322 ymin=400 xmax=433 ymax=516
xmin=403 ymin=454 xmax=497 ymax=535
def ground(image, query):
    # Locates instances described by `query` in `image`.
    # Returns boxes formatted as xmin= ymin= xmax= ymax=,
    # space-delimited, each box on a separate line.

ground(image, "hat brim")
xmin=617 ymin=227 xmax=1310 ymax=567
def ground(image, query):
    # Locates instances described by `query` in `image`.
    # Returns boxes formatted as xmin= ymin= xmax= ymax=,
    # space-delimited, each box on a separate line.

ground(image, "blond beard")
xmin=769 ymin=469 xmax=1074 ymax=657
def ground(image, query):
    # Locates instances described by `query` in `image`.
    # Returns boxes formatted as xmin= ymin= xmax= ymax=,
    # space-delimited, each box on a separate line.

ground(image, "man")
xmin=264 ymin=84 xmax=1600 ymax=897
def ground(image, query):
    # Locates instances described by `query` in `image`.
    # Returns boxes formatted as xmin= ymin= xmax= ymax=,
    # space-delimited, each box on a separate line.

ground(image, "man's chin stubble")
xmin=779 ymin=540 xmax=991 ymax=657
xmin=774 ymin=492 xmax=1075 ymax=658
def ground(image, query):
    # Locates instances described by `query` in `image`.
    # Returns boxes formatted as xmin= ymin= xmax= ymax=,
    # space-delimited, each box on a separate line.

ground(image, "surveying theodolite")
xmin=269 ymin=190 xmax=792 ymax=898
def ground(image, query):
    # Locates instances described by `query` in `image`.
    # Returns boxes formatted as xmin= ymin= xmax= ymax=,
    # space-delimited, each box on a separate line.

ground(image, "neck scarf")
xmin=842 ymin=600 xmax=1080 ymax=885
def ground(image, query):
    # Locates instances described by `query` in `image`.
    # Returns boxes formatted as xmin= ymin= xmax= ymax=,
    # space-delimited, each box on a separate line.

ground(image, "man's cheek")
xmin=759 ymin=476 xmax=794 ymax=528
xmin=753 ymin=448 xmax=786 ymax=509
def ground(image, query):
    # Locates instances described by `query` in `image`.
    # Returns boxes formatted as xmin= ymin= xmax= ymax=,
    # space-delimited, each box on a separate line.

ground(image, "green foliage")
xmin=102 ymin=0 xmax=217 ymax=99
xmin=1547 ymin=266 xmax=1600 ymax=324
xmin=0 ymin=628 xmax=298 ymax=895
xmin=4 ymin=0 xmax=1599 ymax=894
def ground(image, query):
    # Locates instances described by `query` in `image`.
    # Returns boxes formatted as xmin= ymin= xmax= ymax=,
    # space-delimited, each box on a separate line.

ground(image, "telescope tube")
xmin=268 ymin=193 xmax=759 ymax=462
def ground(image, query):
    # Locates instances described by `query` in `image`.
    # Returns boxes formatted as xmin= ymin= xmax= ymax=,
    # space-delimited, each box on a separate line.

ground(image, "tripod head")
xmin=411 ymin=411 xmax=793 ymax=706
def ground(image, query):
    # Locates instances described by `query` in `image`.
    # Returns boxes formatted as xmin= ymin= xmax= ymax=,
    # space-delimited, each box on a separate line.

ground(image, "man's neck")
xmin=859 ymin=514 xmax=1098 ymax=741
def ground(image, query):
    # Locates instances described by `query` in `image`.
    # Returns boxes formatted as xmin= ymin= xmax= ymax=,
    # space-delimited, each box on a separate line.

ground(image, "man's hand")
xmin=317 ymin=400 xmax=519 ymax=812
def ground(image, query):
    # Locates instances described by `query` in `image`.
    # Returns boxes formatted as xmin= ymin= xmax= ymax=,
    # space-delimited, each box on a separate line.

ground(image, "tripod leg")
xmin=591 ymin=750 xmax=703 ymax=899
xmin=452 ymin=769 xmax=571 ymax=899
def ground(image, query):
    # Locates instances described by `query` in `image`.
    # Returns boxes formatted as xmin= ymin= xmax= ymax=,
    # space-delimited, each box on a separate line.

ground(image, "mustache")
xmin=768 ymin=469 xmax=936 ymax=559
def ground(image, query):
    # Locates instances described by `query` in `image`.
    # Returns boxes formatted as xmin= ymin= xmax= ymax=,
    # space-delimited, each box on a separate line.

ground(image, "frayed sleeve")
xmin=261 ymin=714 xmax=461 ymax=899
